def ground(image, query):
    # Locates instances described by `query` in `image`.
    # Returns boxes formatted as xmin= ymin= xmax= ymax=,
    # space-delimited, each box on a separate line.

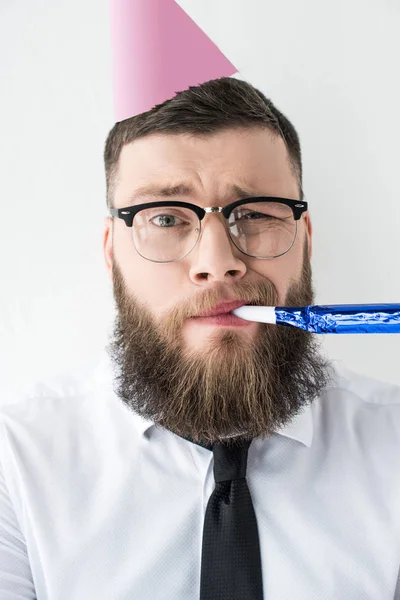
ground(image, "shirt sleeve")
xmin=0 ymin=423 xmax=36 ymax=599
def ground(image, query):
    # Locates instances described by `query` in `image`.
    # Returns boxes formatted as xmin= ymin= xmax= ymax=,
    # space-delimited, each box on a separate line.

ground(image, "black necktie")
xmin=196 ymin=438 xmax=264 ymax=599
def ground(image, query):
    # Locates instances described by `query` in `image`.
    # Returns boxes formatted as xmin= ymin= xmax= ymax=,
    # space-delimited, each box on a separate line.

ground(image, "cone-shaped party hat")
xmin=110 ymin=0 xmax=238 ymax=122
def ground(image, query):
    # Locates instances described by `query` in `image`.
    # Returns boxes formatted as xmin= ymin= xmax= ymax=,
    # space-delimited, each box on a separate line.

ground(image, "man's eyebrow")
xmin=128 ymin=182 xmax=259 ymax=204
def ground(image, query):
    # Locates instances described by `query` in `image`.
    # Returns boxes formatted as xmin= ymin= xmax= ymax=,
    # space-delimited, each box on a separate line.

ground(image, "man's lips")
xmin=196 ymin=301 xmax=248 ymax=318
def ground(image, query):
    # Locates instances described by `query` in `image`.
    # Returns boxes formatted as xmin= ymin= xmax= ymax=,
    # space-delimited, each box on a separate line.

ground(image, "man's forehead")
xmin=116 ymin=130 xmax=298 ymax=203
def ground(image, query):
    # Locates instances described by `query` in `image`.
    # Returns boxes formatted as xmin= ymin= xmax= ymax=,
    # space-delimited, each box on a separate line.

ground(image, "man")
xmin=1 ymin=77 xmax=400 ymax=599
xmin=104 ymin=76 xmax=331 ymax=447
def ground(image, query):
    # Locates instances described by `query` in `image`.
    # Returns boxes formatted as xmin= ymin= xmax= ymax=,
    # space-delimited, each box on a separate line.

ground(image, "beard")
xmin=107 ymin=238 xmax=333 ymax=447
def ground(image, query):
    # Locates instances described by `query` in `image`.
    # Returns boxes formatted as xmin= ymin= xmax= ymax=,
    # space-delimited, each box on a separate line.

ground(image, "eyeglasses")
xmin=109 ymin=197 xmax=308 ymax=263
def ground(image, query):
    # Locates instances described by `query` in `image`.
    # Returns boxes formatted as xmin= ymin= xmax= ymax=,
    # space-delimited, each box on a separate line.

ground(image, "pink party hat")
xmin=110 ymin=0 xmax=238 ymax=122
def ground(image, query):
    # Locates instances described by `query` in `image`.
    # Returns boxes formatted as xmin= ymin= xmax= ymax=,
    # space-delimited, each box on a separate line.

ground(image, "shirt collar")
xmin=131 ymin=401 xmax=314 ymax=447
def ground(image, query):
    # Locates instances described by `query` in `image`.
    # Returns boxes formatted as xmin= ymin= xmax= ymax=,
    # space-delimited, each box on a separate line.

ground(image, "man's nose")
xmin=188 ymin=212 xmax=247 ymax=284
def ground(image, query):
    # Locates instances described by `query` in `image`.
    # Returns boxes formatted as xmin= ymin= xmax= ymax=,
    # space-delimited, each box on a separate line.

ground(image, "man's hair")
xmin=104 ymin=77 xmax=303 ymax=208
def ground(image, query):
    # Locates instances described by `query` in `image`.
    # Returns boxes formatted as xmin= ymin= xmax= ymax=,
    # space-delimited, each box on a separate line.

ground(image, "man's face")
xmin=104 ymin=127 xmax=331 ymax=446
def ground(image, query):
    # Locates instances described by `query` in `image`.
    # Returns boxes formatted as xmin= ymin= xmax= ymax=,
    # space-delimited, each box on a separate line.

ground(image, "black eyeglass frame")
xmin=109 ymin=197 xmax=308 ymax=261
xmin=109 ymin=197 xmax=308 ymax=226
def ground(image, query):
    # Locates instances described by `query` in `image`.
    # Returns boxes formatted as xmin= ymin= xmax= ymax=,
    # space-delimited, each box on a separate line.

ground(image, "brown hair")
xmin=104 ymin=77 xmax=303 ymax=208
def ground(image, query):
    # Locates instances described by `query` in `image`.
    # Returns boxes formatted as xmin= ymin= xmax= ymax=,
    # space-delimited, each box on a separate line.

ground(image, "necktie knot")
xmin=212 ymin=439 xmax=251 ymax=483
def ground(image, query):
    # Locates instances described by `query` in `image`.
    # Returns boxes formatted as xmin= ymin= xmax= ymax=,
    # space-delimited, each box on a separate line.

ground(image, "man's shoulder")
xmin=319 ymin=362 xmax=400 ymax=456
xmin=328 ymin=360 xmax=400 ymax=406
xmin=0 ymin=351 xmax=114 ymax=427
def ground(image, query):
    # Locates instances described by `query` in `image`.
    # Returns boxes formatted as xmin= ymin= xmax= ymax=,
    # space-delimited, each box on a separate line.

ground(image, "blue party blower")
xmin=231 ymin=304 xmax=400 ymax=334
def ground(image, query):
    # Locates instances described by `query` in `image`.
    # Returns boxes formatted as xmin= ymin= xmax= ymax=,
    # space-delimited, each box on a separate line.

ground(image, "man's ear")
xmin=304 ymin=213 xmax=312 ymax=261
xmin=103 ymin=217 xmax=114 ymax=282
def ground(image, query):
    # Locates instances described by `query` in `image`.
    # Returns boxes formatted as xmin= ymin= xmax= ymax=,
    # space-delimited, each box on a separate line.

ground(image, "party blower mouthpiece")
xmin=231 ymin=304 xmax=400 ymax=334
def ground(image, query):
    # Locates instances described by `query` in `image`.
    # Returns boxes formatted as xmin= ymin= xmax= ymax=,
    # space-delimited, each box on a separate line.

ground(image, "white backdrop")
xmin=1 ymin=0 xmax=399 ymax=400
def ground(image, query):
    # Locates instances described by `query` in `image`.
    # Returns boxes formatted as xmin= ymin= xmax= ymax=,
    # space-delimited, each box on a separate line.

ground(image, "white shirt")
xmin=1 ymin=351 xmax=400 ymax=600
